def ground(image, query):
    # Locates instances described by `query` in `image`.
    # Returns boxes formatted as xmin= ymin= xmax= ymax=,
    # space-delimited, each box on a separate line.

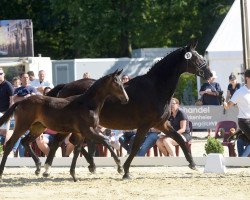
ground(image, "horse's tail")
xmin=0 ymin=102 xmax=19 ymax=127
xmin=46 ymin=83 xmax=65 ymax=97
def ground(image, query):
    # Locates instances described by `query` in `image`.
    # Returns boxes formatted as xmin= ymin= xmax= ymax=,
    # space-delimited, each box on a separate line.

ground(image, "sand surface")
xmin=0 ymin=166 xmax=250 ymax=200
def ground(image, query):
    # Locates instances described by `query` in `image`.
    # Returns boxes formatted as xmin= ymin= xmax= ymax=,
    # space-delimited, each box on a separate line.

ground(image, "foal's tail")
xmin=0 ymin=102 xmax=20 ymax=127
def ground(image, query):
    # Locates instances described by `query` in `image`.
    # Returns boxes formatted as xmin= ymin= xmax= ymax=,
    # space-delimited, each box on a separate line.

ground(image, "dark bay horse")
xmin=0 ymin=70 xmax=129 ymax=179
xmin=44 ymin=41 xmax=212 ymax=179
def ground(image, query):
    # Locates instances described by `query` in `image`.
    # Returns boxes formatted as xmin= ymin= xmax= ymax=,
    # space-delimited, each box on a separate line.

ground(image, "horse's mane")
xmin=146 ymin=47 xmax=184 ymax=77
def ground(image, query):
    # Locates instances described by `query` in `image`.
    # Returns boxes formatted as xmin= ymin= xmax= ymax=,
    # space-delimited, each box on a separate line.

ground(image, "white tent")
xmin=204 ymin=0 xmax=250 ymax=95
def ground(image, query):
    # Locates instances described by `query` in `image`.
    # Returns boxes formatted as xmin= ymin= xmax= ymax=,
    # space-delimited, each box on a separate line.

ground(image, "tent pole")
xmin=240 ymin=0 xmax=250 ymax=70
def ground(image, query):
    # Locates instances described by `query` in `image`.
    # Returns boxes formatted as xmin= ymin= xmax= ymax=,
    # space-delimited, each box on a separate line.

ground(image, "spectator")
xmin=104 ymin=129 xmax=123 ymax=156
xmin=12 ymin=76 xmax=21 ymax=90
xmin=199 ymin=70 xmax=223 ymax=136
xmin=199 ymin=70 xmax=223 ymax=105
xmin=30 ymin=70 xmax=54 ymax=95
xmin=121 ymin=75 xmax=130 ymax=83
xmin=119 ymin=129 xmax=159 ymax=156
xmin=27 ymin=71 xmax=36 ymax=82
xmin=83 ymin=72 xmax=90 ymax=79
xmin=236 ymin=133 xmax=250 ymax=157
xmin=224 ymin=69 xmax=250 ymax=157
xmin=226 ymin=73 xmax=241 ymax=102
xmin=13 ymin=73 xmax=37 ymax=103
xmin=0 ymin=67 xmax=14 ymax=154
xmin=156 ymin=98 xmax=191 ymax=156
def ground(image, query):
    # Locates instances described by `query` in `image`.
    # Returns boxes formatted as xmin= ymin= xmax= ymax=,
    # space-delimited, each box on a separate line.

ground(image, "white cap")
xmin=211 ymin=70 xmax=218 ymax=78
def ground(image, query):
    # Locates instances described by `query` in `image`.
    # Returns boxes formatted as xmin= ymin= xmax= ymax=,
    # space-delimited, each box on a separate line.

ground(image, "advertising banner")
xmin=182 ymin=106 xmax=238 ymax=129
xmin=0 ymin=19 xmax=34 ymax=57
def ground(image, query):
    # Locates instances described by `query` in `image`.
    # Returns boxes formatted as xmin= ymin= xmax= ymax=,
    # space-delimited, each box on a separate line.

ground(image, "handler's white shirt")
xmin=230 ymin=85 xmax=250 ymax=119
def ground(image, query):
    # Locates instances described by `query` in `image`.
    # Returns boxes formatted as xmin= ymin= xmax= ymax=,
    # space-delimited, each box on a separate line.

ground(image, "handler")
xmin=223 ymin=69 xmax=250 ymax=156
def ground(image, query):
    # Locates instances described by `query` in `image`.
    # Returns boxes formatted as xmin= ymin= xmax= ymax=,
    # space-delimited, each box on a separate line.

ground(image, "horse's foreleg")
xmin=123 ymin=127 xmax=149 ymax=179
xmin=167 ymin=130 xmax=196 ymax=170
xmin=21 ymin=133 xmax=42 ymax=175
xmin=81 ymin=146 xmax=96 ymax=173
xmin=70 ymin=145 xmax=81 ymax=182
xmin=43 ymin=133 xmax=68 ymax=177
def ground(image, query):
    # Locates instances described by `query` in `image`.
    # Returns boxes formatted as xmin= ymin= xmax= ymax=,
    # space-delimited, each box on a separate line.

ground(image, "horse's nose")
xmin=122 ymin=96 xmax=129 ymax=104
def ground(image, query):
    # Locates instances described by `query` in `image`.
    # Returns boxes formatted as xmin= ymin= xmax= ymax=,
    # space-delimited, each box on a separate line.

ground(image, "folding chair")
xmin=214 ymin=120 xmax=237 ymax=157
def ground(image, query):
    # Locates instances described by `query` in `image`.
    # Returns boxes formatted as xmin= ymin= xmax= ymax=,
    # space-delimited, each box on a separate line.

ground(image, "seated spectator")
xmin=119 ymin=129 xmax=160 ymax=156
xmin=0 ymin=113 xmax=25 ymax=157
xmin=119 ymin=130 xmax=136 ymax=155
xmin=237 ymin=132 xmax=250 ymax=157
xmin=156 ymin=98 xmax=191 ymax=156
xmin=104 ymin=129 xmax=123 ymax=156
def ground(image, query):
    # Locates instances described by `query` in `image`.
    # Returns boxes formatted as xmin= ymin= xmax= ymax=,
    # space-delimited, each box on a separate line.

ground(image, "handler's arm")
xmin=223 ymin=101 xmax=235 ymax=110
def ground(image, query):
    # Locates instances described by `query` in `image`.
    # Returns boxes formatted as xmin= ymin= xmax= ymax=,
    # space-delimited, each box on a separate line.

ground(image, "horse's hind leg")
xmin=0 ymin=131 xmax=25 ymax=178
xmin=43 ymin=133 xmax=69 ymax=177
xmin=155 ymin=121 xmax=196 ymax=170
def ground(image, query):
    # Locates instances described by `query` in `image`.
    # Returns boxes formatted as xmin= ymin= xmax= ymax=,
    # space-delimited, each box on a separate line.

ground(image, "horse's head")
xmin=108 ymin=69 xmax=129 ymax=104
xmin=182 ymin=40 xmax=212 ymax=80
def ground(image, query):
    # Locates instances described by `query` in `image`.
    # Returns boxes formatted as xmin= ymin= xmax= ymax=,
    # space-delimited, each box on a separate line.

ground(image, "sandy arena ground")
xmin=0 ymin=166 xmax=250 ymax=200
xmin=0 ymin=131 xmax=249 ymax=200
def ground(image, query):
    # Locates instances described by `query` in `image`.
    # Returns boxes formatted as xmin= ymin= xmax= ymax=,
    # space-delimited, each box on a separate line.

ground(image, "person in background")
xmin=0 ymin=67 xmax=14 ymax=154
xmin=156 ymin=98 xmax=191 ymax=157
xmin=27 ymin=71 xmax=36 ymax=83
xmin=12 ymin=76 xmax=21 ymax=90
xmin=121 ymin=75 xmax=130 ymax=83
xmin=83 ymin=72 xmax=90 ymax=79
xmin=199 ymin=70 xmax=223 ymax=137
xmin=224 ymin=69 xmax=250 ymax=157
xmin=226 ymin=73 xmax=241 ymax=102
xmin=30 ymin=70 xmax=54 ymax=95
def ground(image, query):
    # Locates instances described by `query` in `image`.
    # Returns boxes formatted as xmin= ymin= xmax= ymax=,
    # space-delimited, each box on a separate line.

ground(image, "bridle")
xmin=185 ymin=51 xmax=207 ymax=77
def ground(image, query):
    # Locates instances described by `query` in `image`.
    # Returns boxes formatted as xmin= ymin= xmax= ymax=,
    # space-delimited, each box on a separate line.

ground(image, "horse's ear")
xmin=186 ymin=40 xmax=198 ymax=51
xmin=117 ymin=69 xmax=123 ymax=76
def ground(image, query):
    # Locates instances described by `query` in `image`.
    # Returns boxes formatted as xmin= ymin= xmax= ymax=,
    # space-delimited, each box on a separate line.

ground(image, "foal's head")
xmin=103 ymin=69 xmax=129 ymax=104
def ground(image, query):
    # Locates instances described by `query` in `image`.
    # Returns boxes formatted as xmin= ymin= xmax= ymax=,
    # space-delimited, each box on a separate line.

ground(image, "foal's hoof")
xmin=43 ymin=172 xmax=50 ymax=178
xmin=70 ymin=170 xmax=78 ymax=182
xmin=188 ymin=163 xmax=197 ymax=171
xmin=88 ymin=165 xmax=96 ymax=174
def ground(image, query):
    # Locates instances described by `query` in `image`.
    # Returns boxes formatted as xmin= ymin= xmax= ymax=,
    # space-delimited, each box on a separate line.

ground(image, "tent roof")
xmin=206 ymin=0 xmax=250 ymax=52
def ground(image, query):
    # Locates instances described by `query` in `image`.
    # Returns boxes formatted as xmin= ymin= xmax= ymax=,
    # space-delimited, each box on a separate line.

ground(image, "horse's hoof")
xmin=35 ymin=169 xmax=41 ymax=176
xmin=188 ymin=163 xmax=197 ymax=171
xmin=88 ymin=165 xmax=96 ymax=173
xmin=43 ymin=172 xmax=50 ymax=178
xmin=117 ymin=166 xmax=123 ymax=174
xmin=122 ymin=173 xmax=131 ymax=179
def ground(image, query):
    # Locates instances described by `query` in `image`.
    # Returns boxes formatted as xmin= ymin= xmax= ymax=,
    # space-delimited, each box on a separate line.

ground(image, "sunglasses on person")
xmin=0 ymin=72 xmax=4 ymax=75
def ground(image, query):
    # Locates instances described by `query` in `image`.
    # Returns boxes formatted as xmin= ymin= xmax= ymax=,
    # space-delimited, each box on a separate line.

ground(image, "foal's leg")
xmin=43 ymin=133 xmax=69 ymax=177
xmin=86 ymin=133 xmax=123 ymax=174
xmin=70 ymin=144 xmax=82 ymax=182
xmin=81 ymin=145 xmax=96 ymax=173
xmin=0 ymin=130 xmax=25 ymax=179
xmin=123 ymin=127 xmax=149 ymax=179
xmin=21 ymin=122 xmax=47 ymax=175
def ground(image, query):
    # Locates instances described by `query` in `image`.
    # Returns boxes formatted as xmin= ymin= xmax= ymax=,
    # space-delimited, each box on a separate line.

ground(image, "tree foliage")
xmin=0 ymin=0 xmax=233 ymax=59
